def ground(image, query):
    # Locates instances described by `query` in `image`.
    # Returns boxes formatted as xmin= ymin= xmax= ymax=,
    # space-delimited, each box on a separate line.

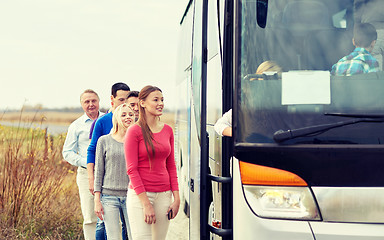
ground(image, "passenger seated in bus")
xmin=355 ymin=0 xmax=384 ymax=70
xmin=214 ymin=61 xmax=282 ymax=137
xmin=250 ymin=60 xmax=283 ymax=81
xmin=331 ymin=23 xmax=379 ymax=76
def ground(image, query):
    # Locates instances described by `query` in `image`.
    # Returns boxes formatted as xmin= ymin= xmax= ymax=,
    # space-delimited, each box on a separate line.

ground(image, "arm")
xmin=93 ymin=137 xmax=106 ymax=219
xmin=62 ymin=123 xmax=87 ymax=168
xmin=124 ymin=125 xmax=146 ymax=195
xmin=214 ymin=109 xmax=232 ymax=137
xmin=137 ymin=192 xmax=156 ymax=224
xmin=87 ymin=163 xmax=95 ymax=194
xmin=165 ymin=127 xmax=180 ymax=219
xmin=94 ymin=191 xmax=104 ymax=220
xmin=87 ymin=119 xmax=104 ymax=193
xmin=221 ymin=127 xmax=232 ymax=137
xmin=94 ymin=137 xmax=106 ymax=195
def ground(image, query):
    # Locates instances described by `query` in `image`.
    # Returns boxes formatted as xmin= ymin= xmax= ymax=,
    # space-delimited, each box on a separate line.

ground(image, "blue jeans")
xmin=95 ymin=218 xmax=106 ymax=240
xmin=101 ymin=194 xmax=132 ymax=240
xmin=95 ymin=208 xmax=128 ymax=240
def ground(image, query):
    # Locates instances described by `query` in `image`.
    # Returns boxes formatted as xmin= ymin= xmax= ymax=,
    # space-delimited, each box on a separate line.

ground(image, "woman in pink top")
xmin=124 ymin=85 xmax=179 ymax=240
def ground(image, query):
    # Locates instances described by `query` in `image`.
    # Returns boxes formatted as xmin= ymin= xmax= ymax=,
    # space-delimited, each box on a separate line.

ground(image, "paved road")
xmin=166 ymin=210 xmax=189 ymax=240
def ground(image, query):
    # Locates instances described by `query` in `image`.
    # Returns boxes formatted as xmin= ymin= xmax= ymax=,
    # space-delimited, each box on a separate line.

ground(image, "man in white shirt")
xmin=62 ymin=89 xmax=102 ymax=240
xmin=214 ymin=109 xmax=232 ymax=137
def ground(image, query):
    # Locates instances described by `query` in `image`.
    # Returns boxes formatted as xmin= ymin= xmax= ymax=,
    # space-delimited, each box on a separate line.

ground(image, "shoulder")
xmin=68 ymin=114 xmax=86 ymax=129
xmin=127 ymin=124 xmax=142 ymax=135
xmin=162 ymin=124 xmax=174 ymax=135
xmin=163 ymin=124 xmax=173 ymax=132
xmin=97 ymin=134 xmax=110 ymax=144
xmin=97 ymin=112 xmax=113 ymax=123
xmin=99 ymin=134 xmax=111 ymax=140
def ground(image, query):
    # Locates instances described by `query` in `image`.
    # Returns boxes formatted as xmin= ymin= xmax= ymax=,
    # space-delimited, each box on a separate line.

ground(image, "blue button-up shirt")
xmin=62 ymin=112 xmax=101 ymax=168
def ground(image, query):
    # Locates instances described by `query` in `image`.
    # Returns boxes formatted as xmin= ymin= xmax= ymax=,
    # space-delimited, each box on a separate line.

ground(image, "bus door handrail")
xmin=208 ymin=224 xmax=233 ymax=236
xmin=206 ymin=173 xmax=232 ymax=237
xmin=208 ymin=174 xmax=232 ymax=183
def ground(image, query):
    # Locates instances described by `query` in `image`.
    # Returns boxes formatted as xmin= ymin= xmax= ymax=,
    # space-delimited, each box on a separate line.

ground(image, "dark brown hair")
xmin=138 ymin=85 xmax=162 ymax=160
xmin=353 ymin=23 xmax=377 ymax=48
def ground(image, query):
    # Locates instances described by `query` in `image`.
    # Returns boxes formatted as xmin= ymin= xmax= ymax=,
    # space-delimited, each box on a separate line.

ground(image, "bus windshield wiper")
xmin=273 ymin=117 xmax=384 ymax=143
xmin=324 ymin=112 xmax=384 ymax=118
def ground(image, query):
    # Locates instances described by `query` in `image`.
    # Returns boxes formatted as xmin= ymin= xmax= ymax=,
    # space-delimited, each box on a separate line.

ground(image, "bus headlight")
xmin=243 ymin=186 xmax=321 ymax=220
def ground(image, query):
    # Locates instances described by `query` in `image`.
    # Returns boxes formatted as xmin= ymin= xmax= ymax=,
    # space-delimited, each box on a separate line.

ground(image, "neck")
xmin=145 ymin=112 xmax=159 ymax=128
xmin=87 ymin=112 xmax=99 ymax=121
xmin=113 ymin=128 xmax=126 ymax=142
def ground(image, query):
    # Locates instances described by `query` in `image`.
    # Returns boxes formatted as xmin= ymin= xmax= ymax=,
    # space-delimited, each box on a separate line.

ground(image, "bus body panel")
xmin=312 ymin=187 xmax=384 ymax=223
xmin=310 ymin=222 xmax=384 ymax=239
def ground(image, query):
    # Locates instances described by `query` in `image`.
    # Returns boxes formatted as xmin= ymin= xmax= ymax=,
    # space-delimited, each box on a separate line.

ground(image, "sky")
xmin=0 ymin=0 xmax=187 ymax=111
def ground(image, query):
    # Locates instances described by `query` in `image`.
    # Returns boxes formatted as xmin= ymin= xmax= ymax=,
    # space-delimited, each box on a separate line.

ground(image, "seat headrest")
xmin=282 ymin=0 xmax=331 ymax=29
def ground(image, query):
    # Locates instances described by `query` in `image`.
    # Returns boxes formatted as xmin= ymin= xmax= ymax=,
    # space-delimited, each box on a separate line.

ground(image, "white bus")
xmin=175 ymin=0 xmax=384 ymax=239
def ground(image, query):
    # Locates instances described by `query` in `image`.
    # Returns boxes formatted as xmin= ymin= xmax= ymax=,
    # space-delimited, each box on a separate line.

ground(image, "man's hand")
xmin=87 ymin=163 xmax=95 ymax=195
xmin=88 ymin=176 xmax=94 ymax=195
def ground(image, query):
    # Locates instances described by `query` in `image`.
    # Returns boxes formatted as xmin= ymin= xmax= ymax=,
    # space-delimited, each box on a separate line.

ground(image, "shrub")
xmin=0 ymin=116 xmax=83 ymax=239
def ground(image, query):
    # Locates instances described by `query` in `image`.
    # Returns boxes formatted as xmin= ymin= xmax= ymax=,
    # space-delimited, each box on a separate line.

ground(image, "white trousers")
xmin=77 ymin=167 xmax=97 ymax=240
xmin=127 ymin=190 xmax=172 ymax=240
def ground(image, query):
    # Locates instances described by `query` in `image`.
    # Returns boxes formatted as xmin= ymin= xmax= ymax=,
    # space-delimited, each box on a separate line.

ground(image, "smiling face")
xmin=120 ymin=105 xmax=135 ymax=129
xmin=140 ymin=90 xmax=164 ymax=117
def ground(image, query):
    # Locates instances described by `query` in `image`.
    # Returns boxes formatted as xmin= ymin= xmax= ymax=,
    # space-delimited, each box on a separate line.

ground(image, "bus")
xmin=175 ymin=0 xmax=384 ymax=239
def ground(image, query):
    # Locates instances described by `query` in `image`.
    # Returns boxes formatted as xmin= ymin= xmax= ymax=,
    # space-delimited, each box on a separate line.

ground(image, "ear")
xmin=371 ymin=40 xmax=377 ymax=48
xmin=139 ymin=99 xmax=145 ymax=108
xmin=352 ymin=38 xmax=356 ymax=47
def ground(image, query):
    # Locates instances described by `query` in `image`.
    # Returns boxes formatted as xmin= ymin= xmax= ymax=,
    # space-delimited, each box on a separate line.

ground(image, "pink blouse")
xmin=124 ymin=124 xmax=179 ymax=195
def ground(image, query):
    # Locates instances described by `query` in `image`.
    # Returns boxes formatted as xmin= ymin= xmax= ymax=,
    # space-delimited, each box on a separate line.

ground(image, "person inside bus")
xmin=214 ymin=61 xmax=282 ymax=137
xmin=331 ymin=22 xmax=379 ymax=76
xmin=355 ymin=0 xmax=384 ymax=70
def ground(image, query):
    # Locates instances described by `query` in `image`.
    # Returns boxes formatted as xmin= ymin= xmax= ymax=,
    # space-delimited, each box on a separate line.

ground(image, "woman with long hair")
xmin=94 ymin=103 xmax=135 ymax=240
xmin=124 ymin=85 xmax=179 ymax=240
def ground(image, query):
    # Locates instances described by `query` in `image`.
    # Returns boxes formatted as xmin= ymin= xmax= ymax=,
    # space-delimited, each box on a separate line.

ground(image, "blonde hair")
xmin=256 ymin=61 xmax=282 ymax=74
xmin=252 ymin=61 xmax=283 ymax=80
xmin=111 ymin=103 xmax=134 ymax=134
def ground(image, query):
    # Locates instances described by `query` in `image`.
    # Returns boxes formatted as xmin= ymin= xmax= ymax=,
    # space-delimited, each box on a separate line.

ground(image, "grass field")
xmin=0 ymin=124 xmax=83 ymax=239
xmin=0 ymin=110 xmax=176 ymax=239
xmin=1 ymin=110 xmax=175 ymax=128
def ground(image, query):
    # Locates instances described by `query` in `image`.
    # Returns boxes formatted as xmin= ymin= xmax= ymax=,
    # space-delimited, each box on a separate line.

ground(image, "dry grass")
xmin=0 ymin=109 xmax=176 ymax=239
xmin=0 ymin=122 xmax=83 ymax=239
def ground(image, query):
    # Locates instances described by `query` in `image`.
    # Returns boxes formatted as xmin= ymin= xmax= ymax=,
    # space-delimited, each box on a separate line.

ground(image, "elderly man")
xmin=62 ymin=89 xmax=102 ymax=240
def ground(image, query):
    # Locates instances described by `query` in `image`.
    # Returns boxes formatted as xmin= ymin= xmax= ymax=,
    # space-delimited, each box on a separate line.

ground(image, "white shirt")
xmin=62 ymin=113 xmax=99 ymax=168
xmin=214 ymin=109 xmax=232 ymax=136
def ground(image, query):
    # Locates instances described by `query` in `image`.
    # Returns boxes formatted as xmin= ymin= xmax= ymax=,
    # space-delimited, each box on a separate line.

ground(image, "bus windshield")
xmin=238 ymin=0 xmax=384 ymax=144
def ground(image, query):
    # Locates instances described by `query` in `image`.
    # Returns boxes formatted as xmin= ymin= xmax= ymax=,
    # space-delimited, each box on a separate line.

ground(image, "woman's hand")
xmin=143 ymin=202 xmax=156 ymax=224
xmin=167 ymin=191 xmax=180 ymax=220
xmin=94 ymin=192 xmax=104 ymax=220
